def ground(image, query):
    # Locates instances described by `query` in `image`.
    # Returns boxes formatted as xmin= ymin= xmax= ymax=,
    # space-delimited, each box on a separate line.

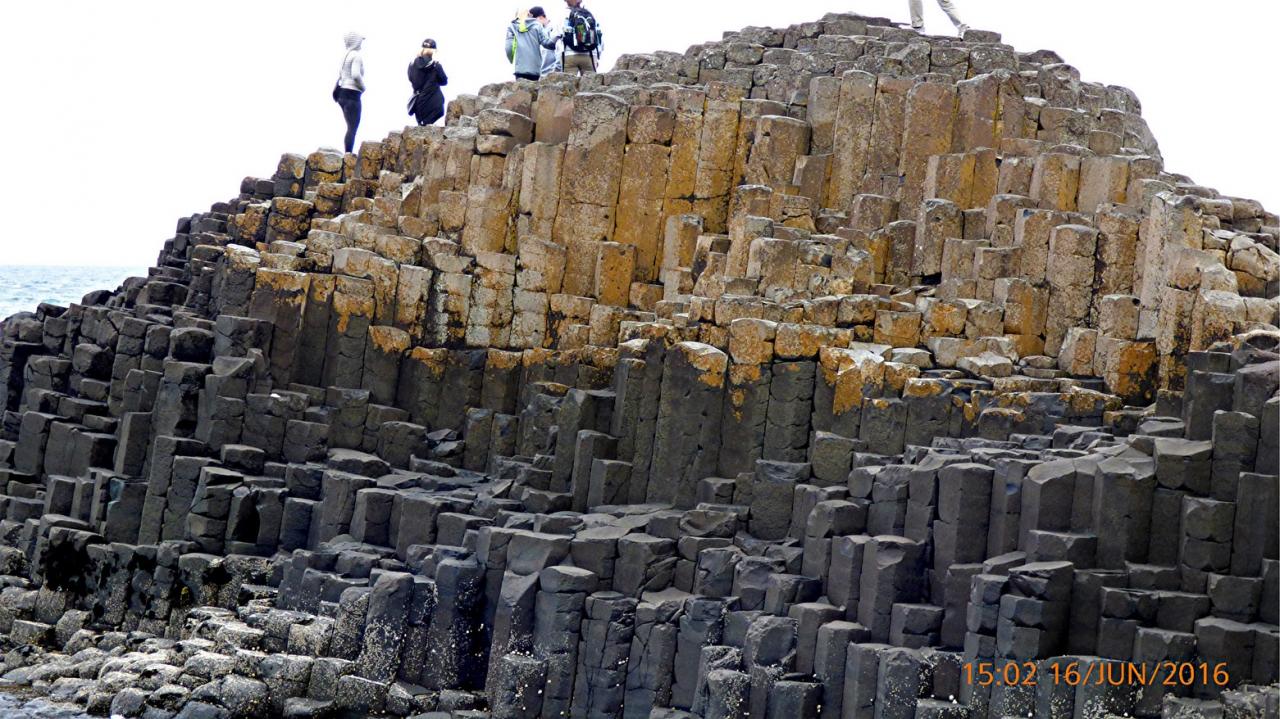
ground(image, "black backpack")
xmin=565 ymin=8 xmax=600 ymax=53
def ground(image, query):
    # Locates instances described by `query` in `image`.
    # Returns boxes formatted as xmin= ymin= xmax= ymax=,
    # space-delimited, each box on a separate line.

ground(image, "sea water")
xmin=0 ymin=267 xmax=142 ymax=715
xmin=0 ymin=266 xmax=149 ymax=321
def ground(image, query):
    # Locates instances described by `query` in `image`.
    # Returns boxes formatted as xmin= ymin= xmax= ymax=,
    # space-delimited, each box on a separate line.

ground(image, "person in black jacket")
xmin=408 ymin=39 xmax=448 ymax=126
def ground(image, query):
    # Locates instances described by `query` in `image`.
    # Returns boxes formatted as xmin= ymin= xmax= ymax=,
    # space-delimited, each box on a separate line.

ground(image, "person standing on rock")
xmin=534 ymin=7 xmax=562 ymax=77
xmin=908 ymin=0 xmax=969 ymax=37
xmin=334 ymin=32 xmax=366 ymax=153
xmin=506 ymin=8 xmax=559 ymax=82
xmin=561 ymin=0 xmax=602 ymax=75
xmin=408 ymin=39 xmax=449 ymax=126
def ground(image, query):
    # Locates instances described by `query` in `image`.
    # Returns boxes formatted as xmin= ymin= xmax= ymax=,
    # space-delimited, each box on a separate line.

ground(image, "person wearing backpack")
xmin=408 ymin=38 xmax=449 ymax=126
xmin=561 ymin=0 xmax=602 ymax=76
xmin=333 ymin=32 xmax=366 ymax=153
xmin=506 ymin=8 xmax=558 ymax=81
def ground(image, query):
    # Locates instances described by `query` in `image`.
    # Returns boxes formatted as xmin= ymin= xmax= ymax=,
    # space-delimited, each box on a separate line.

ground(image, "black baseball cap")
xmin=422 ymin=38 xmax=437 ymax=49
xmin=530 ymin=6 xmax=547 ymax=17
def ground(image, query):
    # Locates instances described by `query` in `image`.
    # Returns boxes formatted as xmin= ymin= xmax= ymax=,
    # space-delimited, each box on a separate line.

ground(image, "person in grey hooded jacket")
xmin=506 ymin=9 xmax=558 ymax=81
xmin=334 ymin=32 xmax=365 ymax=153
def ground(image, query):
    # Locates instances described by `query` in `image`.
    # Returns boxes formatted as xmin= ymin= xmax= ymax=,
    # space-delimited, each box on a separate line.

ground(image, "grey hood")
xmin=339 ymin=33 xmax=366 ymax=92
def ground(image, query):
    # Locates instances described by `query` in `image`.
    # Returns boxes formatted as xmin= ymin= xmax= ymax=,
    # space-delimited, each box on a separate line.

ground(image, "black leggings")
xmin=336 ymin=89 xmax=362 ymax=153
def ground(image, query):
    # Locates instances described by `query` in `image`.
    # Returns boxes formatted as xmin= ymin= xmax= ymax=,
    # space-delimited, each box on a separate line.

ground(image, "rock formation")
xmin=0 ymin=12 xmax=1277 ymax=719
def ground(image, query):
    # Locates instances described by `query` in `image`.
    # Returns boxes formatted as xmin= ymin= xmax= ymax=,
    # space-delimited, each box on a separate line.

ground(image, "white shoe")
xmin=957 ymin=24 xmax=970 ymax=37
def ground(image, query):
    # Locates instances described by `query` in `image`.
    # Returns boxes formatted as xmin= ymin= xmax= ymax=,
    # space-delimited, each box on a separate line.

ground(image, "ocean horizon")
xmin=0 ymin=265 xmax=149 ymax=321
xmin=0 ymin=264 xmax=148 ymax=717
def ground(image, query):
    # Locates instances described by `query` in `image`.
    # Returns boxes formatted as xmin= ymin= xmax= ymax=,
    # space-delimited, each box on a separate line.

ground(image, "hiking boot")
xmin=957 ymin=24 xmax=971 ymax=37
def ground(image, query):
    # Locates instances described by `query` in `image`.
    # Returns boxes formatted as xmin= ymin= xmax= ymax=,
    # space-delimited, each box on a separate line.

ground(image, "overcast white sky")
xmin=1 ymin=1 xmax=1276 ymax=268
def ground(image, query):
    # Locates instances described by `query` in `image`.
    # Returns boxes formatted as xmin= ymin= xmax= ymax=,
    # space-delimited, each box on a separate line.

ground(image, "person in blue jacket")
xmin=533 ymin=7 xmax=562 ymax=76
